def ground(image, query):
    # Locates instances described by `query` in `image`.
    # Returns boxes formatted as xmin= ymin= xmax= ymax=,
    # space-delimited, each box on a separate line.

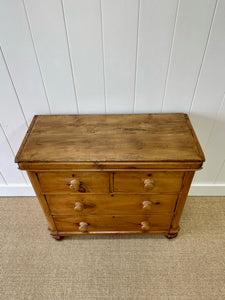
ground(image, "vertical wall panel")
xmin=162 ymin=0 xmax=216 ymax=113
xmin=102 ymin=0 xmax=139 ymax=113
xmin=0 ymin=49 xmax=28 ymax=154
xmin=0 ymin=127 xmax=26 ymax=184
xmin=63 ymin=0 xmax=105 ymax=113
xmin=194 ymin=95 xmax=225 ymax=183
xmin=190 ymin=0 xmax=225 ymax=148
xmin=0 ymin=0 xmax=50 ymax=124
xmin=135 ymin=0 xmax=178 ymax=112
xmin=24 ymin=0 xmax=78 ymax=114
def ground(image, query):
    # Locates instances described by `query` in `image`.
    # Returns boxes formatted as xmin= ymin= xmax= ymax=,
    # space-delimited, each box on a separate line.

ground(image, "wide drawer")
xmin=54 ymin=214 xmax=172 ymax=233
xmin=37 ymin=171 xmax=109 ymax=194
xmin=114 ymin=171 xmax=184 ymax=193
xmin=47 ymin=194 xmax=177 ymax=215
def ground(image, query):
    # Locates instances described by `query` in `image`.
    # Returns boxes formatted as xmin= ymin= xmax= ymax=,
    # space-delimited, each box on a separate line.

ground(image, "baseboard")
xmin=0 ymin=184 xmax=225 ymax=197
xmin=0 ymin=185 xmax=35 ymax=196
xmin=189 ymin=184 xmax=225 ymax=196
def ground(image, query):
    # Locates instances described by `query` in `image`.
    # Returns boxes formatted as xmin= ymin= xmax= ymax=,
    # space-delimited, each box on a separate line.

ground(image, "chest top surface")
xmin=15 ymin=113 xmax=204 ymax=167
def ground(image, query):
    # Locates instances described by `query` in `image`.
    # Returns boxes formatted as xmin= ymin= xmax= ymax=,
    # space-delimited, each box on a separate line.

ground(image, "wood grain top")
xmin=15 ymin=113 xmax=205 ymax=165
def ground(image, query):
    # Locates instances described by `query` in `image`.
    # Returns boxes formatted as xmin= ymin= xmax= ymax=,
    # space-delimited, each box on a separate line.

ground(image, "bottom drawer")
xmin=53 ymin=215 xmax=172 ymax=233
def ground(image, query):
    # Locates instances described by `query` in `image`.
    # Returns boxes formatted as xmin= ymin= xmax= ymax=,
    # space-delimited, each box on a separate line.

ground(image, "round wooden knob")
xmin=79 ymin=222 xmax=88 ymax=232
xmin=144 ymin=178 xmax=155 ymax=190
xmin=141 ymin=221 xmax=150 ymax=231
xmin=74 ymin=202 xmax=84 ymax=212
xmin=69 ymin=179 xmax=80 ymax=191
xmin=142 ymin=200 xmax=152 ymax=210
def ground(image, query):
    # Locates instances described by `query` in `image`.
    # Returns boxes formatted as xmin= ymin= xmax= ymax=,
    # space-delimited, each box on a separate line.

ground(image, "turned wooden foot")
xmin=51 ymin=235 xmax=64 ymax=241
xmin=165 ymin=232 xmax=178 ymax=239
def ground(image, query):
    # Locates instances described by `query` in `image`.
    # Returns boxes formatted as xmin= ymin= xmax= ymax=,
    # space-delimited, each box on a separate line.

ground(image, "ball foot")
xmin=165 ymin=232 xmax=178 ymax=239
xmin=51 ymin=234 xmax=64 ymax=241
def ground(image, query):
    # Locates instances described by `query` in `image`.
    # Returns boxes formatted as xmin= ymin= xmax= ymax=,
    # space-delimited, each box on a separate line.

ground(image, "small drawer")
xmin=47 ymin=194 xmax=177 ymax=215
xmin=114 ymin=171 xmax=184 ymax=194
xmin=37 ymin=171 xmax=109 ymax=194
xmin=53 ymin=215 xmax=171 ymax=233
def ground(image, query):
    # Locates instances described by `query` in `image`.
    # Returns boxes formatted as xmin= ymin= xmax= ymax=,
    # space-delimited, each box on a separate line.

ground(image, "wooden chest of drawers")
xmin=15 ymin=114 xmax=205 ymax=240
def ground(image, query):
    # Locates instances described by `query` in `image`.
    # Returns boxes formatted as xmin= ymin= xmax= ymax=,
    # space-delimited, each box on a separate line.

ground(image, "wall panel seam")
xmin=22 ymin=0 xmax=51 ymax=114
xmin=214 ymin=159 xmax=225 ymax=183
xmin=206 ymin=92 xmax=225 ymax=183
xmin=133 ymin=0 xmax=141 ymax=113
xmin=189 ymin=0 xmax=219 ymax=114
xmin=0 ymin=124 xmax=28 ymax=184
xmin=60 ymin=0 xmax=79 ymax=114
xmin=0 ymin=172 xmax=7 ymax=185
xmin=0 ymin=124 xmax=16 ymax=157
xmin=203 ymin=92 xmax=225 ymax=150
xmin=161 ymin=0 xmax=180 ymax=112
xmin=0 ymin=47 xmax=28 ymax=127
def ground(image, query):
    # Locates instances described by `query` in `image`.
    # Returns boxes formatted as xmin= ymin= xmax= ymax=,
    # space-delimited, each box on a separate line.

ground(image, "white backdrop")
xmin=0 ymin=0 xmax=225 ymax=196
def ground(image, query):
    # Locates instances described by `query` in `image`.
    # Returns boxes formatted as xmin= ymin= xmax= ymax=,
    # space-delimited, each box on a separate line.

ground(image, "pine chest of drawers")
xmin=15 ymin=113 xmax=205 ymax=240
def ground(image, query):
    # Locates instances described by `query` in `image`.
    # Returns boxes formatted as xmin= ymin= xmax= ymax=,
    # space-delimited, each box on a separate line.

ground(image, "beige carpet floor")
xmin=0 ymin=196 xmax=225 ymax=300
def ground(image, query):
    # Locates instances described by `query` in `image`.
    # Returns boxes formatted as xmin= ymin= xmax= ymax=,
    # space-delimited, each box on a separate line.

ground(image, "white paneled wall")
xmin=24 ymin=0 xmax=78 ymax=114
xmin=135 ymin=0 xmax=178 ymax=112
xmin=162 ymin=0 xmax=217 ymax=112
xmin=63 ymin=0 xmax=105 ymax=113
xmin=0 ymin=0 xmax=224 ymax=196
xmin=0 ymin=0 xmax=50 ymax=124
xmin=102 ymin=0 xmax=139 ymax=113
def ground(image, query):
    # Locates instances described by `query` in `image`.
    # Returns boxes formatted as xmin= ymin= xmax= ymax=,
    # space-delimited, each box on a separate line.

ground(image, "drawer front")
xmin=54 ymin=215 xmax=171 ymax=233
xmin=47 ymin=194 xmax=177 ymax=215
xmin=38 ymin=171 xmax=109 ymax=194
xmin=114 ymin=171 xmax=184 ymax=194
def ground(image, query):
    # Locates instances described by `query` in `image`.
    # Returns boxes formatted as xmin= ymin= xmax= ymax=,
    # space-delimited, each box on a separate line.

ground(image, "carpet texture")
xmin=0 ymin=196 xmax=225 ymax=300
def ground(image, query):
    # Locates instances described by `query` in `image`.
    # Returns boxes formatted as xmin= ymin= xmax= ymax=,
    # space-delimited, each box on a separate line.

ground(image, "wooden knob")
xmin=74 ymin=202 xmax=84 ymax=212
xmin=69 ymin=179 xmax=80 ymax=191
xmin=142 ymin=200 xmax=152 ymax=210
xmin=141 ymin=221 xmax=150 ymax=231
xmin=144 ymin=178 xmax=155 ymax=190
xmin=79 ymin=222 xmax=88 ymax=232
